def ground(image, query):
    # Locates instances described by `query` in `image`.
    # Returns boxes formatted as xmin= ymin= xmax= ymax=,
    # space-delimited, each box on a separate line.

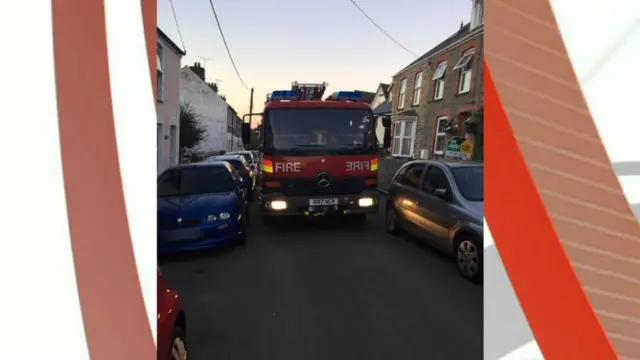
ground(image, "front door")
xmin=415 ymin=165 xmax=458 ymax=253
xmin=393 ymin=162 xmax=426 ymax=235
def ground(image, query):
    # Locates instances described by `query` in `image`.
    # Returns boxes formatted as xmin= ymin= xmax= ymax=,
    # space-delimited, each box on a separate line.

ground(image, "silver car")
xmin=385 ymin=160 xmax=483 ymax=283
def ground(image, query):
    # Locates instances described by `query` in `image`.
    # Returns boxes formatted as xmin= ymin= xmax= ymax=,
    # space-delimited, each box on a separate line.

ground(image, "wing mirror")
xmin=434 ymin=188 xmax=452 ymax=201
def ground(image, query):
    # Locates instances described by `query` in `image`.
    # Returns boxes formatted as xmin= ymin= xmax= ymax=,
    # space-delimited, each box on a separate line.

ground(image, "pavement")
xmin=159 ymin=198 xmax=483 ymax=360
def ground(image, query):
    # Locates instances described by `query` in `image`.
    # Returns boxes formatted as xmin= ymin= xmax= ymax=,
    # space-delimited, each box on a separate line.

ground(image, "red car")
xmin=157 ymin=268 xmax=188 ymax=360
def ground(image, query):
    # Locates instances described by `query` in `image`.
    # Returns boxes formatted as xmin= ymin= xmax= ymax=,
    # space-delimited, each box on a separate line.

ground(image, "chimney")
xmin=189 ymin=62 xmax=205 ymax=81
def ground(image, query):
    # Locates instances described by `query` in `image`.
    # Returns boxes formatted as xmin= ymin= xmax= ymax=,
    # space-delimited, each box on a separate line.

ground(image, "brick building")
xmin=389 ymin=0 xmax=484 ymax=159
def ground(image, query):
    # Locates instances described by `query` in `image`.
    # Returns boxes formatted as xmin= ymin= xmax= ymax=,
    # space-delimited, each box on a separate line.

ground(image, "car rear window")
xmin=452 ymin=166 xmax=483 ymax=201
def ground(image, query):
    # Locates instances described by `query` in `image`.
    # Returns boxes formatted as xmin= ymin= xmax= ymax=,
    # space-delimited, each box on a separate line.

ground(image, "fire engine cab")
xmin=241 ymin=81 xmax=380 ymax=225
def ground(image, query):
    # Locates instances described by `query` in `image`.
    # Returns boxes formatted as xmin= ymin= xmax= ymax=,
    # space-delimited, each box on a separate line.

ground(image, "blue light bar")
xmin=271 ymin=90 xmax=299 ymax=100
xmin=336 ymin=91 xmax=364 ymax=101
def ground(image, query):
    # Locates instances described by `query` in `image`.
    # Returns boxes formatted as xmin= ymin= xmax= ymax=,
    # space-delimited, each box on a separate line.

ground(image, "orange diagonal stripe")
xmin=484 ymin=62 xmax=617 ymax=360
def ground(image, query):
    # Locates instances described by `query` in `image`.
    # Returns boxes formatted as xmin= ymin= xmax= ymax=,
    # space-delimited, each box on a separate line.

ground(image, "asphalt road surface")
xmin=160 ymin=200 xmax=483 ymax=360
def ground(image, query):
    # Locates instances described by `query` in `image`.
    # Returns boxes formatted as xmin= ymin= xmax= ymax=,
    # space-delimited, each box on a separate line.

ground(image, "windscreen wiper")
xmin=289 ymin=144 xmax=327 ymax=152
xmin=339 ymin=143 xmax=365 ymax=148
xmin=336 ymin=143 xmax=369 ymax=154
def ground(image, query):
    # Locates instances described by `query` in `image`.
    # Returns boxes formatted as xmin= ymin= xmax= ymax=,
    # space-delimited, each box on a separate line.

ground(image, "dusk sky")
xmin=158 ymin=0 xmax=473 ymax=121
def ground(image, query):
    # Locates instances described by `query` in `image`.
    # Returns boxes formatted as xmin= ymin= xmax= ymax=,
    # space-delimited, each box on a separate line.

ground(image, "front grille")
xmin=159 ymin=218 xmax=201 ymax=230
xmin=272 ymin=177 xmax=373 ymax=196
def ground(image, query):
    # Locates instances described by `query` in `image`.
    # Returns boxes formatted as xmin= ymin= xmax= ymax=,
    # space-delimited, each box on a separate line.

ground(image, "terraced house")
xmin=389 ymin=0 xmax=483 ymax=159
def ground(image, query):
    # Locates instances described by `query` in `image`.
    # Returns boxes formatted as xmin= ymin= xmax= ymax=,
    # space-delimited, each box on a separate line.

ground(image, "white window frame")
xmin=157 ymin=42 xmax=165 ymax=102
xmin=398 ymin=79 xmax=407 ymax=109
xmin=388 ymin=90 xmax=393 ymax=104
xmin=412 ymin=72 xmax=423 ymax=106
xmin=454 ymin=49 xmax=474 ymax=94
xmin=432 ymin=61 xmax=447 ymax=100
xmin=391 ymin=119 xmax=417 ymax=157
xmin=433 ymin=116 xmax=448 ymax=155
xmin=475 ymin=4 xmax=483 ymax=27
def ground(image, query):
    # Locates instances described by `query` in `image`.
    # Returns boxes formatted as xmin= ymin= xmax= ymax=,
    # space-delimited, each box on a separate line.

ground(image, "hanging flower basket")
xmin=441 ymin=119 xmax=459 ymax=134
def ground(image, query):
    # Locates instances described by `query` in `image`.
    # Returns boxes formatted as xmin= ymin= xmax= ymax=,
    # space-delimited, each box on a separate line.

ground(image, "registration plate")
xmin=309 ymin=198 xmax=338 ymax=206
xmin=161 ymin=228 xmax=202 ymax=242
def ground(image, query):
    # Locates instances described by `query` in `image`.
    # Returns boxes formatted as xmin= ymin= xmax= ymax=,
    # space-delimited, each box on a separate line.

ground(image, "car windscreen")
xmin=157 ymin=166 xmax=236 ymax=197
xmin=451 ymin=166 xmax=483 ymax=202
xmin=263 ymin=107 xmax=377 ymax=155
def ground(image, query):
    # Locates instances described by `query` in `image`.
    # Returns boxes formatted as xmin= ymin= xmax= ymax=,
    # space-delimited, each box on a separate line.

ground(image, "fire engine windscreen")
xmin=263 ymin=108 xmax=377 ymax=155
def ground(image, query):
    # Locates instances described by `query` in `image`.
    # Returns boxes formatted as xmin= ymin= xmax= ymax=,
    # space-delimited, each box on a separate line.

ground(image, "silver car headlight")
xmin=219 ymin=212 xmax=231 ymax=220
xmin=206 ymin=214 xmax=217 ymax=223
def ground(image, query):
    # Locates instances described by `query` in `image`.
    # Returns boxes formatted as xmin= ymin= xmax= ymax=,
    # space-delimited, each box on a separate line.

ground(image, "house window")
xmin=157 ymin=123 xmax=163 ymax=172
xmin=392 ymin=120 xmax=415 ymax=156
xmin=434 ymin=116 xmax=448 ymax=155
xmin=398 ymin=79 xmax=407 ymax=109
xmin=475 ymin=4 xmax=483 ymax=27
xmin=412 ymin=72 xmax=423 ymax=106
xmin=157 ymin=42 xmax=165 ymax=102
xmin=470 ymin=2 xmax=483 ymax=29
xmin=388 ymin=90 xmax=393 ymax=104
xmin=454 ymin=49 xmax=474 ymax=94
xmin=432 ymin=61 xmax=447 ymax=100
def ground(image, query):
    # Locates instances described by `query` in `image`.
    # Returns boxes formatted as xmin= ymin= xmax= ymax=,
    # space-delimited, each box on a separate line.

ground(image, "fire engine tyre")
xmin=261 ymin=214 xmax=282 ymax=228
xmin=349 ymin=214 xmax=367 ymax=223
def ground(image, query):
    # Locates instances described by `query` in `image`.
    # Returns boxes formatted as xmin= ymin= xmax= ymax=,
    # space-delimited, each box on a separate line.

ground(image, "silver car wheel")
xmin=171 ymin=336 xmax=188 ymax=360
xmin=457 ymin=240 xmax=479 ymax=277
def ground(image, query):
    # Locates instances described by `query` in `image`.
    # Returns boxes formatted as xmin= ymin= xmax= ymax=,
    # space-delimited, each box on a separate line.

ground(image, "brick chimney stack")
xmin=189 ymin=62 xmax=205 ymax=81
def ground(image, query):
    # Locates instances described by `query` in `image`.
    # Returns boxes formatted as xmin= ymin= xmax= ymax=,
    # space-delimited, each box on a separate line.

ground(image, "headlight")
xmin=219 ymin=212 xmax=230 ymax=220
xmin=358 ymin=197 xmax=374 ymax=207
xmin=206 ymin=214 xmax=217 ymax=223
xmin=270 ymin=200 xmax=287 ymax=210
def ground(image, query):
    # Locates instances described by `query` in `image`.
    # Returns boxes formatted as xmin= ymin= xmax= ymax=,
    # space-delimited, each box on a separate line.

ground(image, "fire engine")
xmin=241 ymin=81 xmax=380 ymax=226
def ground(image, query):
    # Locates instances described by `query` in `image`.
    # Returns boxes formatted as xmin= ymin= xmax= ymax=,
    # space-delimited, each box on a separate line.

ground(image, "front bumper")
xmin=157 ymin=221 xmax=241 ymax=254
xmin=259 ymin=190 xmax=379 ymax=216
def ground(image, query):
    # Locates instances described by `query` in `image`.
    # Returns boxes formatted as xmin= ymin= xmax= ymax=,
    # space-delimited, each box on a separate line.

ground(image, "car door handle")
xmin=415 ymin=200 xmax=422 ymax=205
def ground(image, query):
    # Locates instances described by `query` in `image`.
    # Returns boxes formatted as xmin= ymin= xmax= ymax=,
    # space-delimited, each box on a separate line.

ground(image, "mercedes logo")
xmin=316 ymin=172 xmax=332 ymax=188
xmin=320 ymin=158 xmax=326 ymax=163
xmin=177 ymin=217 xmax=183 ymax=223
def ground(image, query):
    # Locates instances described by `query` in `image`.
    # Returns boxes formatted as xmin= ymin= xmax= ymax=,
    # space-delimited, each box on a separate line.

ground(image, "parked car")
xmin=157 ymin=162 xmax=249 ymax=254
xmin=385 ymin=160 xmax=484 ymax=283
xmin=250 ymin=150 xmax=261 ymax=166
xmin=157 ymin=268 xmax=187 ymax=360
xmin=206 ymin=154 xmax=257 ymax=201
xmin=227 ymin=150 xmax=258 ymax=172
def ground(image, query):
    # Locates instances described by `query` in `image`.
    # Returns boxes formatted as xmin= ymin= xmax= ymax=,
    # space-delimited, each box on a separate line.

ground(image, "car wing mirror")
xmin=434 ymin=188 xmax=452 ymax=201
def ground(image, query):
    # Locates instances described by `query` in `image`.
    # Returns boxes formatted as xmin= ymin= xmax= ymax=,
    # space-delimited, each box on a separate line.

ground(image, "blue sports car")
xmin=157 ymin=161 xmax=249 ymax=254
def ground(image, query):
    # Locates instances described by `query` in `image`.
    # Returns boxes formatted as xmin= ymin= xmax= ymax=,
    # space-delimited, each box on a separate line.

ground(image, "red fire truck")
xmin=241 ymin=82 xmax=380 ymax=225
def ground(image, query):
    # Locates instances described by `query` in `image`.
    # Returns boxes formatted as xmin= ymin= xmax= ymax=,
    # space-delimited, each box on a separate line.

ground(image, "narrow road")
xmin=160 ymin=200 xmax=483 ymax=360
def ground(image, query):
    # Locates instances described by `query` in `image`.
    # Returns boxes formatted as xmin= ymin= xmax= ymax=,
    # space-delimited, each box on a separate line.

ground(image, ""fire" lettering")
xmin=274 ymin=162 xmax=301 ymax=172
xmin=346 ymin=161 xmax=370 ymax=171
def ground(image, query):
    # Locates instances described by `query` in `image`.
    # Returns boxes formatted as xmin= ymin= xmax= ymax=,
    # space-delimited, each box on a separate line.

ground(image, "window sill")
xmin=428 ymin=98 xmax=444 ymax=104
xmin=456 ymin=90 xmax=470 ymax=96
xmin=157 ymin=99 xmax=165 ymax=103
xmin=433 ymin=151 xmax=444 ymax=156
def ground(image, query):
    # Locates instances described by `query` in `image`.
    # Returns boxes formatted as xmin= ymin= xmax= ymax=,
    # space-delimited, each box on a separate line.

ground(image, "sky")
xmin=158 ymin=0 xmax=473 ymax=123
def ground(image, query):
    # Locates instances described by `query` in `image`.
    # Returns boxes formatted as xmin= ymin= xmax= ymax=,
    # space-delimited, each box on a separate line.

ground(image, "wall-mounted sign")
xmin=446 ymin=137 xmax=473 ymax=160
